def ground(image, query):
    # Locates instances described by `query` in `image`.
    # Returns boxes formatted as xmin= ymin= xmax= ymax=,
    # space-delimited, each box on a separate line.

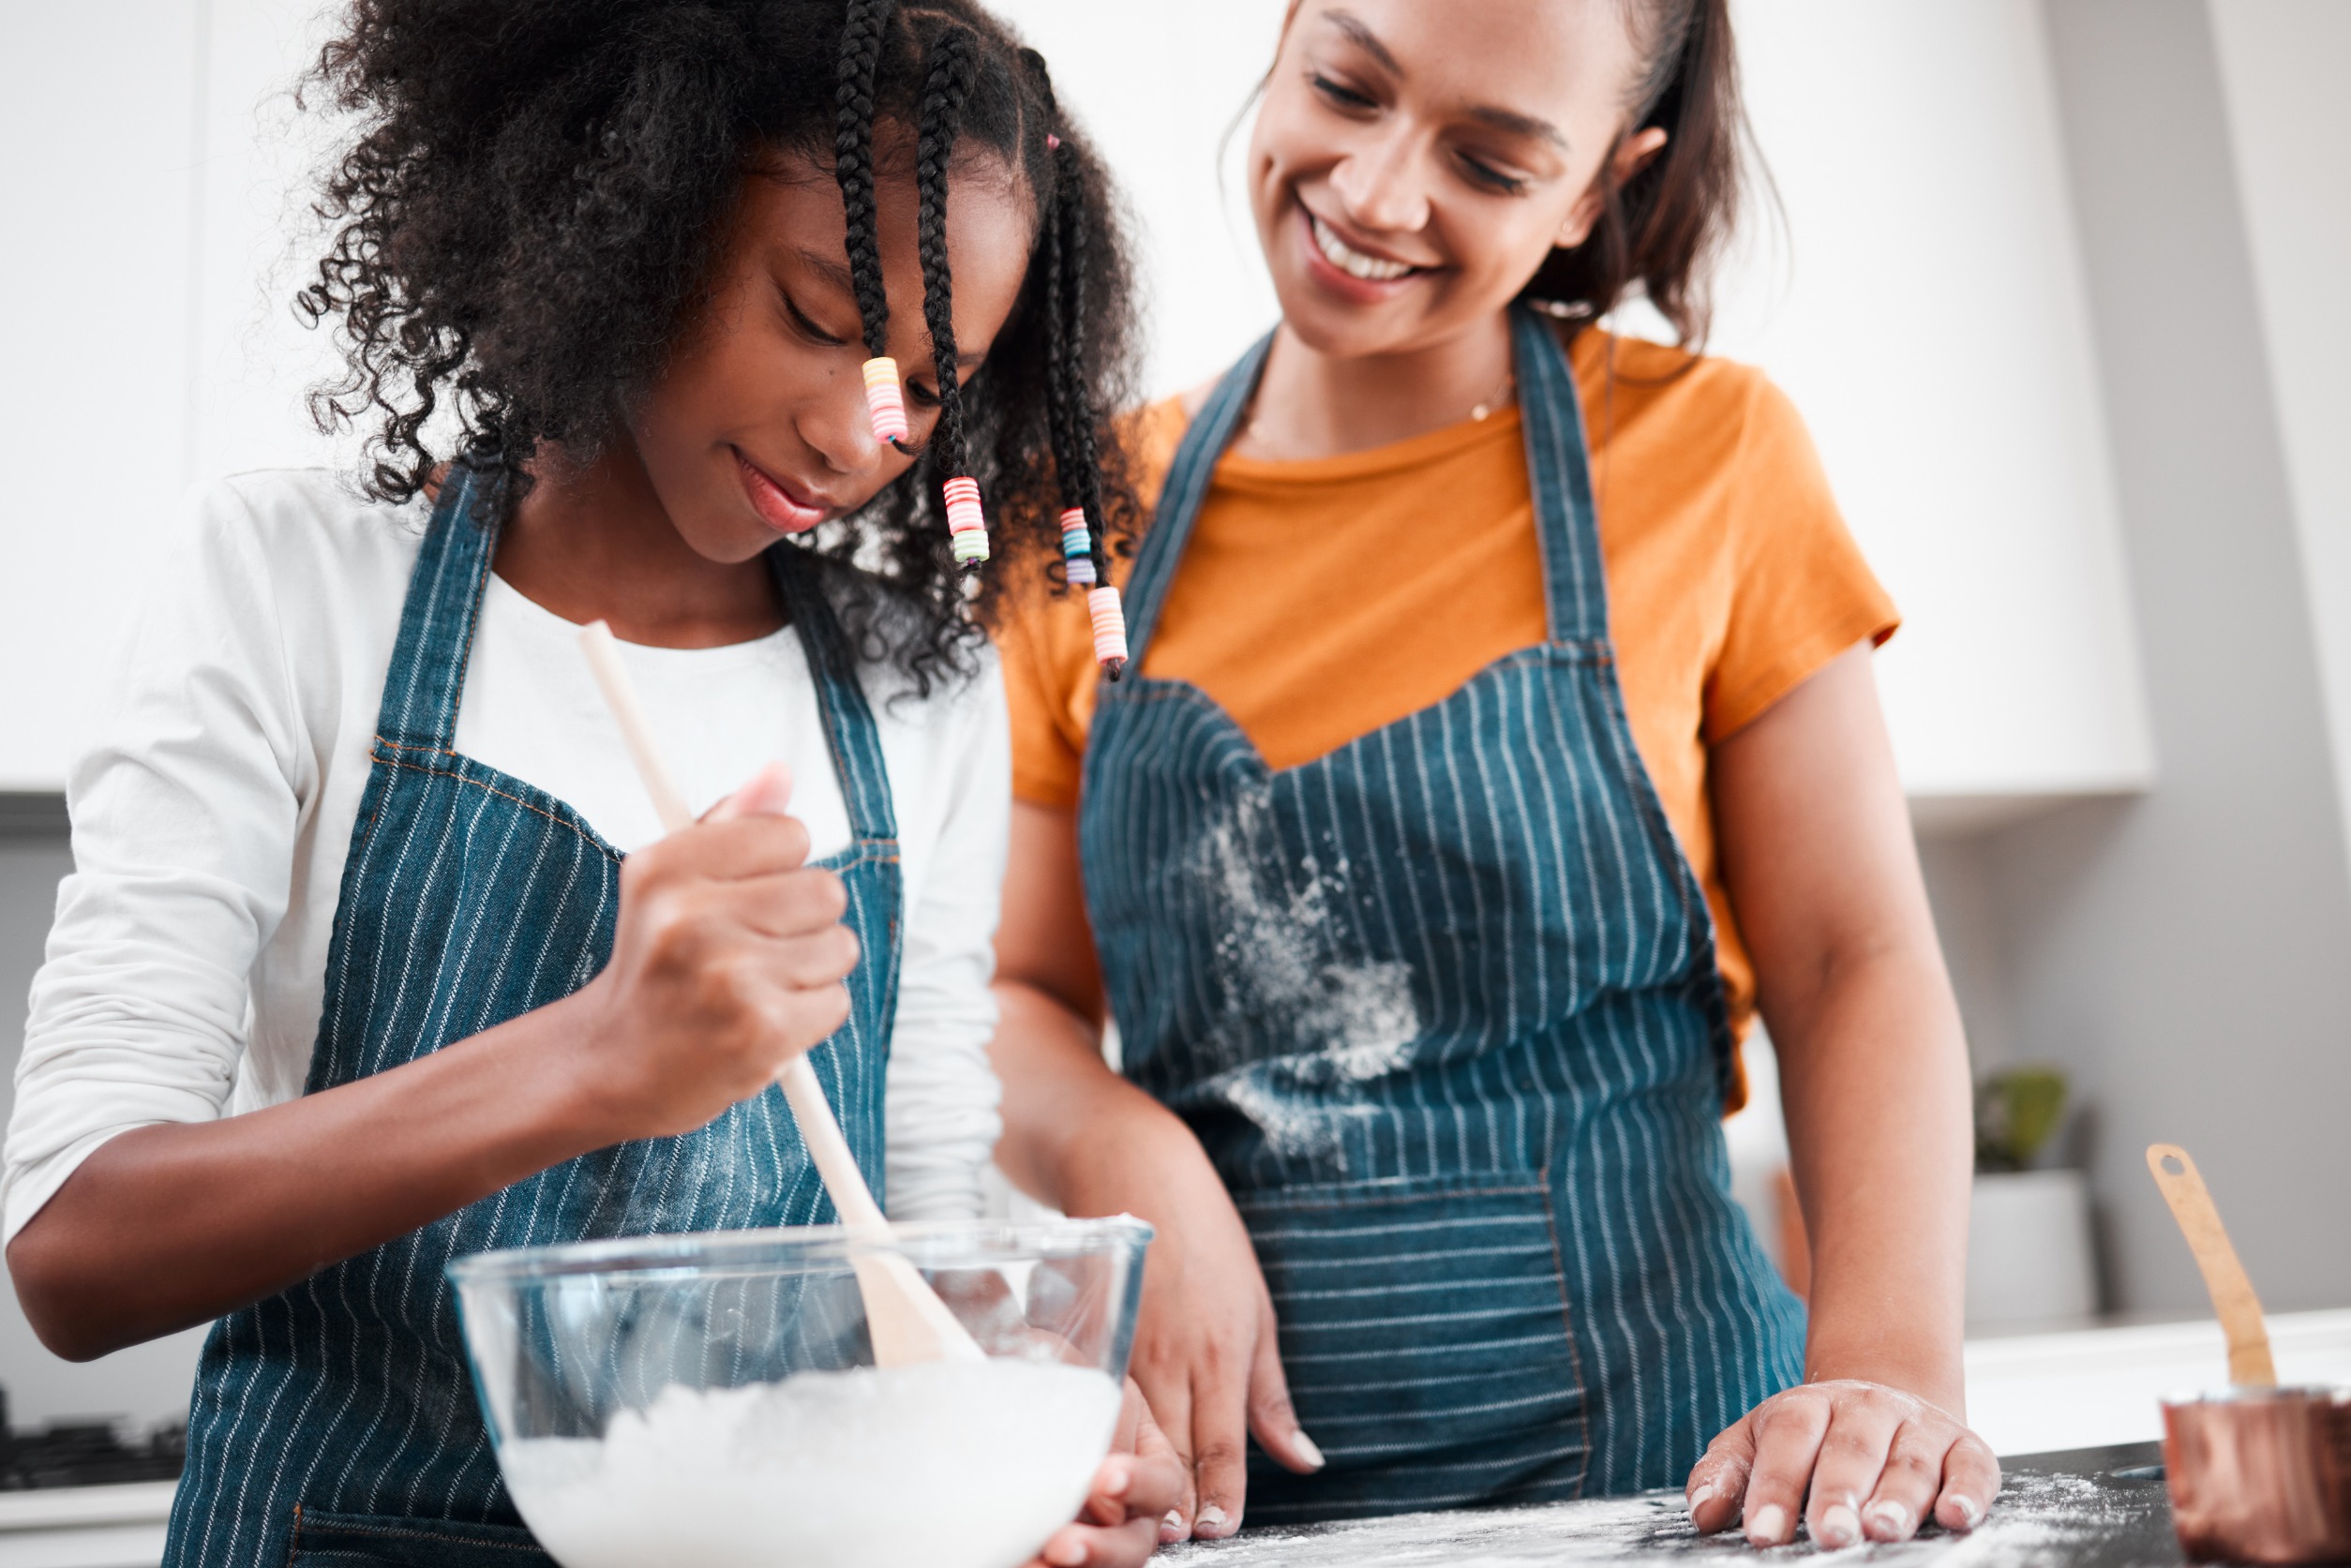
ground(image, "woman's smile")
xmin=1295 ymin=200 xmax=1432 ymax=304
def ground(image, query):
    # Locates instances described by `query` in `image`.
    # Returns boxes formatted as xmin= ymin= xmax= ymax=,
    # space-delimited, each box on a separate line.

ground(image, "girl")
xmin=4 ymin=2 xmax=1175 ymax=1564
xmin=992 ymin=0 xmax=2000 ymax=1548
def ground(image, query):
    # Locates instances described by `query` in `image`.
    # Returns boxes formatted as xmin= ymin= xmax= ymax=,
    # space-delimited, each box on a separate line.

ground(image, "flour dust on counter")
xmin=498 ymin=1359 xmax=1121 ymax=1568
xmin=1161 ymin=1457 xmax=2178 ymax=1568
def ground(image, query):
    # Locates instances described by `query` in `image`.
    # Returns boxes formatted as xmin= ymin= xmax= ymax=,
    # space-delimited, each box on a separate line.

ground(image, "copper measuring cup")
xmin=2149 ymin=1144 xmax=2351 ymax=1562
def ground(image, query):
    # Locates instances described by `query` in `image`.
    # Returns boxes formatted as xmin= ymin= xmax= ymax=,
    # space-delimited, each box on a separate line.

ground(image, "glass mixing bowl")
xmin=448 ymin=1217 xmax=1152 ymax=1568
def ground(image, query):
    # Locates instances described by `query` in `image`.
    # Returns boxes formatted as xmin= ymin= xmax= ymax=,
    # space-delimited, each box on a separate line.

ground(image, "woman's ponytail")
xmin=1523 ymin=0 xmax=1748 ymax=351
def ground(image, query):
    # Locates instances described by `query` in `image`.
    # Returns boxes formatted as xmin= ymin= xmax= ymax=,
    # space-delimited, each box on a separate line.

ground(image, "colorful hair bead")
xmin=1059 ymin=507 xmax=1097 ymax=587
xmin=1086 ymin=584 xmax=1128 ymax=679
xmin=943 ymin=475 xmax=990 ymax=565
xmin=861 ymin=357 xmax=908 ymax=445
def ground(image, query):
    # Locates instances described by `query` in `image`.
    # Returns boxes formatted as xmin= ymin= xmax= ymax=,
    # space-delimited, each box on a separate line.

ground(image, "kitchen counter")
xmin=1164 ymin=1443 xmax=2178 ymax=1567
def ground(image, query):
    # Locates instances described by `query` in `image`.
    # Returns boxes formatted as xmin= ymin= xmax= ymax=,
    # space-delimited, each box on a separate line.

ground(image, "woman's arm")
xmin=1686 ymin=643 xmax=1999 ymax=1546
xmin=9 ymin=772 xmax=858 ymax=1360
xmin=990 ymin=801 xmax=1321 ymax=1542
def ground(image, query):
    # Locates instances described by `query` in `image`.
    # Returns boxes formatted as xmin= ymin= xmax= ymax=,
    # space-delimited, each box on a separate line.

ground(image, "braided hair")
xmin=832 ymin=0 xmax=894 ymax=366
xmin=304 ymin=0 xmax=1142 ymax=695
xmin=824 ymin=7 xmax=1130 ymax=667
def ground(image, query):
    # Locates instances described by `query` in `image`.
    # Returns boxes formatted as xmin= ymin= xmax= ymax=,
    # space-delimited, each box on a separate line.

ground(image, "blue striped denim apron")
xmin=1079 ymin=306 xmax=1806 ymax=1523
xmin=161 ymin=464 xmax=904 ymax=1567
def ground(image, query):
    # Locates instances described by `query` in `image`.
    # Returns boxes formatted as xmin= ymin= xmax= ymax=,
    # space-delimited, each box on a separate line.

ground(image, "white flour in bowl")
xmin=498 ymin=1359 xmax=1121 ymax=1568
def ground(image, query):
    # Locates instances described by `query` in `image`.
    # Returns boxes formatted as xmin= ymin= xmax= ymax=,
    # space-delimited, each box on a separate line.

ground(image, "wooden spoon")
xmin=2146 ymin=1143 xmax=2277 ymax=1387
xmin=579 ymin=620 xmax=984 ymax=1366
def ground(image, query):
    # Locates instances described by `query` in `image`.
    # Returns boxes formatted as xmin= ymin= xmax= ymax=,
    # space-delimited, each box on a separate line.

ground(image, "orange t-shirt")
xmin=996 ymin=328 xmax=1897 ymax=1078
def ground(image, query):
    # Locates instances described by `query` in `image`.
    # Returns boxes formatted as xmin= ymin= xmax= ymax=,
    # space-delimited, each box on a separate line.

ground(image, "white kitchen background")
xmin=2 ymin=0 xmax=2346 ymax=1506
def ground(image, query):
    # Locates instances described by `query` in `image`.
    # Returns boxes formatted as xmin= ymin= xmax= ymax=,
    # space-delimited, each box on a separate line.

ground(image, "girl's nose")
xmin=1329 ymin=129 xmax=1432 ymax=235
xmin=803 ymin=375 xmax=887 ymax=477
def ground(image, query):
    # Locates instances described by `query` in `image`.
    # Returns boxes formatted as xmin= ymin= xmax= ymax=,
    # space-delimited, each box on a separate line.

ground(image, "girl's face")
xmin=1249 ymin=0 xmax=1660 ymax=361
xmin=625 ymin=142 xmax=1034 ymax=565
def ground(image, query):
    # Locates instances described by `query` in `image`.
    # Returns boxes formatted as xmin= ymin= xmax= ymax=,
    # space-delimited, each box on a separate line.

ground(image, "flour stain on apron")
xmin=1190 ymin=783 xmax=1422 ymax=1163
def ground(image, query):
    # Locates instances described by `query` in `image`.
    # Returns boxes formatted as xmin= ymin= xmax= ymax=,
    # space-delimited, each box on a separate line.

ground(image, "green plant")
xmin=1975 ymin=1066 xmax=2070 ymax=1172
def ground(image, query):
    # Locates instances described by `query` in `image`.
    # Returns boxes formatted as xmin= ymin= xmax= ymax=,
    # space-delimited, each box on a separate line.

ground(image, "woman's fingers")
xmin=1862 ymin=1418 xmax=1948 ymax=1541
xmin=1798 ymin=1388 xmax=1906 ymax=1549
xmin=1132 ymin=1362 xmax=1195 ymax=1537
xmin=1685 ymin=1418 xmax=1757 ymax=1535
xmin=1188 ymin=1359 xmax=1252 ymax=1538
xmin=1933 ymin=1429 xmax=2002 ymax=1533
xmin=1245 ymin=1298 xmax=1323 ymax=1474
xmin=1739 ymin=1391 xmax=1831 ymax=1546
xmin=1711 ymin=1381 xmax=1998 ymax=1550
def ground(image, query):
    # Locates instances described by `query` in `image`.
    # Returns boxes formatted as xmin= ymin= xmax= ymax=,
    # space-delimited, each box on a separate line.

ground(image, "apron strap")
xmin=1122 ymin=331 xmax=1275 ymax=664
xmin=1511 ymin=304 xmax=1610 ymax=645
xmin=374 ymin=460 xmax=502 ymax=754
xmin=1125 ymin=306 xmax=1609 ymax=660
xmin=768 ymin=546 xmax=900 ymax=845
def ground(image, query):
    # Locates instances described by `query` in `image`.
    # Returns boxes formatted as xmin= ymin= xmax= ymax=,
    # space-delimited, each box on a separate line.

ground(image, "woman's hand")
xmin=1025 ymin=1380 xmax=1188 ymax=1568
xmin=568 ymin=764 xmax=861 ymax=1142
xmin=989 ymin=802 xmax=1324 ymax=1542
xmin=1059 ymin=1110 xmax=1324 ymax=1540
xmin=1685 ymin=1380 xmax=2000 ymax=1547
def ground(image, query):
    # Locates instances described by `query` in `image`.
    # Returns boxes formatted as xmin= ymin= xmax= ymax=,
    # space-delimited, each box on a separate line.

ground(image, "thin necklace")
xmin=1245 ymin=363 xmax=1519 ymax=447
xmin=1470 ymin=366 xmax=1518 ymax=422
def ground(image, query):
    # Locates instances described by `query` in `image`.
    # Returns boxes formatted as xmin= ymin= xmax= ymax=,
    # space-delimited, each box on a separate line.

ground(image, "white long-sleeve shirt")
xmin=3 ymin=470 xmax=1006 ymax=1244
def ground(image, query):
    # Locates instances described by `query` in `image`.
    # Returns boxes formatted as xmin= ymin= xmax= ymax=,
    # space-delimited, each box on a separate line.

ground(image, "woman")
xmin=4 ymin=3 xmax=1176 ymax=1564
xmin=991 ymin=0 xmax=1997 ymax=1548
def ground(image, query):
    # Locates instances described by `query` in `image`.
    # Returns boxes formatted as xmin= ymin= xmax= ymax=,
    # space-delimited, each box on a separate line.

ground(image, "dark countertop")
xmin=1164 ymin=1443 xmax=2179 ymax=1566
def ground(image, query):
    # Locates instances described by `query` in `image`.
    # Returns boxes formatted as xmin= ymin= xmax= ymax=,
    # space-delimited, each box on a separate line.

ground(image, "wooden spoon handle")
xmin=2146 ymin=1143 xmax=2276 ymax=1387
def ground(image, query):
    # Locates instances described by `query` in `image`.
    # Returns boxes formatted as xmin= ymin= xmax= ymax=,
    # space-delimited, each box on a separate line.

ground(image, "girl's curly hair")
xmin=302 ymin=0 xmax=1141 ymax=692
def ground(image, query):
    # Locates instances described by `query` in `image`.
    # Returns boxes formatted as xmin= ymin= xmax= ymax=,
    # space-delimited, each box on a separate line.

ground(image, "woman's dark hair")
xmin=302 ymin=0 xmax=1141 ymax=691
xmin=1521 ymin=0 xmax=1752 ymax=349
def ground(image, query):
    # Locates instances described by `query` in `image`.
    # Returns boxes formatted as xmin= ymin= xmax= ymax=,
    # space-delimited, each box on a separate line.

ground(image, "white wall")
xmin=1715 ymin=1 xmax=2152 ymax=805
xmin=2209 ymin=1 xmax=2351 ymax=883
xmin=0 ymin=3 xmax=204 ymax=792
xmin=1974 ymin=0 xmax=2351 ymax=1314
xmin=3 ymin=0 xmax=2155 ymax=812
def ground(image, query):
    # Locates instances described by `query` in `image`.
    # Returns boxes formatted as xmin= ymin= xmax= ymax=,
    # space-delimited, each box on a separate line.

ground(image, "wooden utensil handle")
xmin=2146 ymin=1143 xmax=2277 ymax=1387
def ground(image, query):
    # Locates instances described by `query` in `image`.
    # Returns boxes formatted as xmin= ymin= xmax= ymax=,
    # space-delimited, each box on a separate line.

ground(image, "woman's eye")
xmin=906 ymin=380 xmax=941 ymax=409
xmin=1310 ymin=72 xmax=1377 ymax=112
xmin=1460 ymin=155 xmax=1528 ymax=196
xmin=784 ymin=293 xmax=847 ymax=348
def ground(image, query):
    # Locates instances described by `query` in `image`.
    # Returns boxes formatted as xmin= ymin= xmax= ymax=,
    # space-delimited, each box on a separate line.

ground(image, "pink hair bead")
xmin=1060 ymin=506 xmax=1097 ymax=587
xmin=861 ymin=356 xmax=908 ymax=445
xmin=1086 ymin=584 xmax=1128 ymax=678
xmin=943 ymin=475 xmax=990 ymax=565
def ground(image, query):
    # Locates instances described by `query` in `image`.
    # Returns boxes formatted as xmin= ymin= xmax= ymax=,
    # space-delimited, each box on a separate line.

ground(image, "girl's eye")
xmin=906 ymin=379 xmax=941 ymax=409
xmin=784 ymin=292 xmax=847 ymax=348
xmin=1310 ymin=72 xmax=1377 ymax=112
xmin=1460 ymin=155 xmax=1528 ymax=196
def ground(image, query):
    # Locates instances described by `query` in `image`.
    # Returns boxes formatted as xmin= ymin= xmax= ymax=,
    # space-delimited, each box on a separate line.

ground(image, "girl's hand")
xmin=1025 ymin=1379 xmax=1187 ymax=1568
xmin=570 ymin=764 xmax=860 ymax=1141
xmin=1063 ymin=1113 xmax=1323 ymax=1540
xmin=1685 ymin=1380 xmax=2000 ymax=1548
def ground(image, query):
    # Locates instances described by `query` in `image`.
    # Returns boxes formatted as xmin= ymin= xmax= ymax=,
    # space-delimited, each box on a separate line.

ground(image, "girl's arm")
xmin=1687 ymin=643 xmax=2000 ymax=1546
xmin=9 ymin=777 xmax=858 ymax=1360
xmin=990 ymin=802 xmax=1322 ymax=1542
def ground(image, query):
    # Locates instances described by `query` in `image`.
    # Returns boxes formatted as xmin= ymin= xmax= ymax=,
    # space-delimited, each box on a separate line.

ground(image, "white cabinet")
xmin=1715 ymin=1 xmax=2152 ymax=810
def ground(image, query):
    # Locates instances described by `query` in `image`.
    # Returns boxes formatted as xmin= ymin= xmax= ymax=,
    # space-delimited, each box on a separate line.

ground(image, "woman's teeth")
xmin=1311 ymin=215 xmax=1415 ymax=282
